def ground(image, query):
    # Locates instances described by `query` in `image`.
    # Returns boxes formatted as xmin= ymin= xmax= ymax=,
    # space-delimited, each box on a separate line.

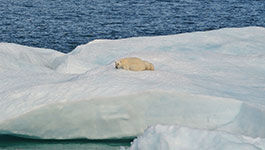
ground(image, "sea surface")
xmin=0 ymin=135 xmax=131 ymax=150
xmin=0 ymin=0 xmax=264 ymax=53
xmin=0 ymin=0 xmax=265 ymax=150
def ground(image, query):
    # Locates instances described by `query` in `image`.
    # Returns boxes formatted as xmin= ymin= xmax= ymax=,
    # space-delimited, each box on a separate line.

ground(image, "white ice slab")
xmin=127 ymin=125 xmax=265 ymax=150
xmin=0 ymin=27 xmax=265 ymax=139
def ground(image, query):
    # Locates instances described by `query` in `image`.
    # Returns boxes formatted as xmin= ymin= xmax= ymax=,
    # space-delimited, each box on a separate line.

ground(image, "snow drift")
xmin=0 ymin=27 xmax=265 ymax=141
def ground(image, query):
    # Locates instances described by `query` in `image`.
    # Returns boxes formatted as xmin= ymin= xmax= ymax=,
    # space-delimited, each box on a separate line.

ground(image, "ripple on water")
xmin=0 ymin=0 xmax=264 ymax=53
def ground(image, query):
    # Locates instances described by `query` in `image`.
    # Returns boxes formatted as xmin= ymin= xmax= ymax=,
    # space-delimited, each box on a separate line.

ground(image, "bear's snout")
xmin=115 ymin=61 xmax=119 ymax=69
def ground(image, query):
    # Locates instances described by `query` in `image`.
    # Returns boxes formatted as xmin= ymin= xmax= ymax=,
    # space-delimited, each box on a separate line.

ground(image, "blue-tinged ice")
xmin=0 ymin=27 xmax=265 ymax=145
xmin=126 ymin=125 xmax=265 ymax=150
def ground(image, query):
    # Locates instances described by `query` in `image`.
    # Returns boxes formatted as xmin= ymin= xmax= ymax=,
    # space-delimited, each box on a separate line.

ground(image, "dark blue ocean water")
xmin=0 ymin=135 xmax=130 ymax=150
xmin=0 ymin=0 xmax=264 ymax=53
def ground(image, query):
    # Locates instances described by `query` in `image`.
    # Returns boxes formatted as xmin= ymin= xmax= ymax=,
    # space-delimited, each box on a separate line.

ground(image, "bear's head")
xmin=115 ymin=60 xmax=122 ymax=69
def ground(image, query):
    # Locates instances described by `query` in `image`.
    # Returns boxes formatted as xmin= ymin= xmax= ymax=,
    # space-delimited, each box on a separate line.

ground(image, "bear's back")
xmin=121 ymin=57 xmax=143 ymax=64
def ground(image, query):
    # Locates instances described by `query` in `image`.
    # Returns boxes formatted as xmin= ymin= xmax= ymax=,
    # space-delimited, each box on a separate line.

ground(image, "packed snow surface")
xmin=0 ymin=27 xmax=265 ymax=141
xmin=126 ymin=125 xmax=265 ymax=150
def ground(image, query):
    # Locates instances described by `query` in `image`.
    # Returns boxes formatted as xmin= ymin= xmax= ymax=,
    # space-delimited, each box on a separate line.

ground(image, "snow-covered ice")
xmin=126 ymin=125 xmax=265 ymax=150
xmin=0 ymin=27 xmax=265 ymax=142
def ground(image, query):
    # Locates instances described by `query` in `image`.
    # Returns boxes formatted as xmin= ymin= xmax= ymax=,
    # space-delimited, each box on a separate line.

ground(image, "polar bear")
xmin=115 ymin=57 xmax=154 ymax=71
